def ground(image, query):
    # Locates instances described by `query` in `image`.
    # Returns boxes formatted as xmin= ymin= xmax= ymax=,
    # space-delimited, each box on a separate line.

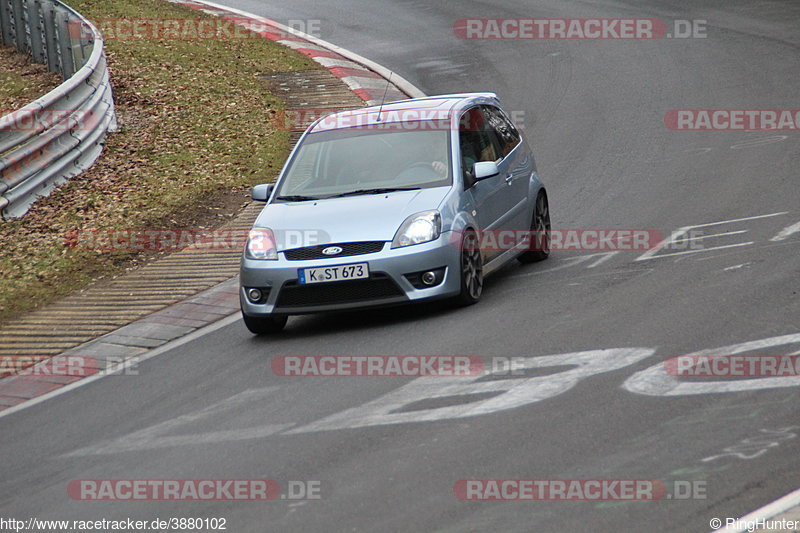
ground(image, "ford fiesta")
xmin=240 ymin=93 xmax=550 ymax=333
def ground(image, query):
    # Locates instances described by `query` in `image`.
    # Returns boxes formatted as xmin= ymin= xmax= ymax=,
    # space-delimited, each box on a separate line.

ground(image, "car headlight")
xmin=245 ymin=228 xmax=278 ymax=260
xmin=391 ymin=210 xmax=441 ymax=248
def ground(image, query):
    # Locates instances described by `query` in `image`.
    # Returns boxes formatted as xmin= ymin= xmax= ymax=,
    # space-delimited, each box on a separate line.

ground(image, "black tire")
xmin=518 ymin=191 xmax=551 ymax=264
xmin=456 ymin=229 xmax=484 ymax=306
xmin=242 ymin=312 xmax=288 ymax=334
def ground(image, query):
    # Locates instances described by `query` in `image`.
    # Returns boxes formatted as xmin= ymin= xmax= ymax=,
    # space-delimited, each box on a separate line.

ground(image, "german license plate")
xmin=298 ymin=262 xmax=369 ymax=284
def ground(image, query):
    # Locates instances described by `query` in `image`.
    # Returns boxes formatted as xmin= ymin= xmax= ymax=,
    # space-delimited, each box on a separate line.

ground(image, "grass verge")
xmin=0 ymin=0 xmax=319 ymax=323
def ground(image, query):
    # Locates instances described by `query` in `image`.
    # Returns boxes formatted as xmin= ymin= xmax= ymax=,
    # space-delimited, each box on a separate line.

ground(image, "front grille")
xmin=275 ymin=274 xmax=405 ymax=308
xmin=283 ymin=241 xmax=385 ymax=261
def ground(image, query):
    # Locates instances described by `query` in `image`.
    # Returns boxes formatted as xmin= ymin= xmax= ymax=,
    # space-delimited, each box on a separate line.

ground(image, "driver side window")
xmin=459 ymin=107 xmax=498 ymax=189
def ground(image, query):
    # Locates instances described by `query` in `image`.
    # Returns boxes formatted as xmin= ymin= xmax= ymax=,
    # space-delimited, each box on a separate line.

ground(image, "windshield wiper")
xmin=327 ymin=187 xmax=421 ymax=198
xmin=274 ymin=195 xmax=321 ymax=202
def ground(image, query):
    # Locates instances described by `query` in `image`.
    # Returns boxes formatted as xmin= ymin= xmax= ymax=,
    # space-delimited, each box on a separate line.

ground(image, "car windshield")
xmin=274 ymin=127 xmax=451 ymax=200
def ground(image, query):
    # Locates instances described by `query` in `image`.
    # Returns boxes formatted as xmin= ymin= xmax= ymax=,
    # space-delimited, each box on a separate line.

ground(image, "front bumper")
xmin=240 ymin=234 xmax=461 ymax=316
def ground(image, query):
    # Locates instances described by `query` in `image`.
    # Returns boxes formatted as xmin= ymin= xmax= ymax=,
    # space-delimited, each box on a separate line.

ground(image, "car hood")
xmin=254 ymin=186 xmax=450 ymax=249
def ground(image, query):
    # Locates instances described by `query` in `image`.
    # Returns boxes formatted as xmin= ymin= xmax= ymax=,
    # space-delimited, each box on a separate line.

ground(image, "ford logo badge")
xmin=322 ymin=246 xmax=343 ymax=256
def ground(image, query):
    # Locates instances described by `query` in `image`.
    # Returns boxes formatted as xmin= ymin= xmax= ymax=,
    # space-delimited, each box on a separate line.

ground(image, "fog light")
xmin=247 ymin=288 xmax=263 ymax=302
xmin=421 ymin=271 xmax=437 ymax=286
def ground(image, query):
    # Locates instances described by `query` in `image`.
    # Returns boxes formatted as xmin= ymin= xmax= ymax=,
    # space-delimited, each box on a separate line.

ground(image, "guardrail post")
xmin=40 ymin=0 xmax=57 ymax=72
xmin=10 ymin=0 xmax=25 ymax=52
xmin=20 ymin=0 xmax=34 ymax=55
xmin=0 ymin=0 xmax=13 ymax=45
xmin=53 ymin=6 xmax=73 ymax=78
xmin=26 ymin=0 xmax=44 ymax=63
xmin=71 ymin=17 xmax=88 ymax=67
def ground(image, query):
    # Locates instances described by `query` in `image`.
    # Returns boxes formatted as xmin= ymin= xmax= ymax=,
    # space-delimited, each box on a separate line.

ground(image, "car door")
xmin=459 ymin=107 xmax=505 ymax=239
xmin=482 ymin=105 xmax=531 ymax=233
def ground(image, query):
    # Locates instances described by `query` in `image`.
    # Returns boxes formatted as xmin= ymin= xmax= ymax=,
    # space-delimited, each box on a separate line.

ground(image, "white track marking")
xmin=636 ymin=228 xmax=688 ymax=261
xmin=286 ymin=348 xmax=655 ymax=433
xmin=65 ymin=388 xmax=293 ymax=456
xmin=692 ymin=239 xmax=796 ymax=261
xmin=670 ymin=230 xmax=748 ymax=244
xmin=623 ymin=333 xmax=800 ymax=396
xmin=587 ymin=251 xmax=619 ymax=267
xmin=770 ymin=221 xmax=800 ymax=242
xmin=723 ymin=263 xmax=750 ymax=271
xmin=637 ymin=212 xmax=789 ymax=261
xmin=729 ymin=136 xmax=787 ymax=149
xmin=510 ymin=252 xmax=618 ymax=278
xmin=685 ymin=212 xmax=789 ymax=229
xmin=701 ymin=427 xmax=798 ymax=463
xmin=639 ymin=241 xmax=753 ymax=260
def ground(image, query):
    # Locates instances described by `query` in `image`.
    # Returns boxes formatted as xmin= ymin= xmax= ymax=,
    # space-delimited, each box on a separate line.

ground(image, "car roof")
xmin=307 ymin=92 xmax=501 ymax=133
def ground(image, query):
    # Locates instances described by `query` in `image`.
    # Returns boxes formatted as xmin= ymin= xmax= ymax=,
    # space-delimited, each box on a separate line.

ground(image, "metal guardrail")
xmin=0 ymin=0 xmax=116 ymax=219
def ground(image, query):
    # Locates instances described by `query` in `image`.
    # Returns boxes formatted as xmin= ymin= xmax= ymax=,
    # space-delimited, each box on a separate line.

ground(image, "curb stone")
xmin=170 ymin=0 xmax=423 ymax=104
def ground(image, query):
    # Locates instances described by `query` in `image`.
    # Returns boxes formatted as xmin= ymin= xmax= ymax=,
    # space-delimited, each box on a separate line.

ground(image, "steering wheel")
xmin=395 ymin=162 xmax=440 ymax=181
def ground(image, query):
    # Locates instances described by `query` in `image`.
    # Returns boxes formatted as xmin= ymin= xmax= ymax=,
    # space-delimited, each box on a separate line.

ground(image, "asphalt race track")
xmin=1 ymin=1 xmax=799 ymax=531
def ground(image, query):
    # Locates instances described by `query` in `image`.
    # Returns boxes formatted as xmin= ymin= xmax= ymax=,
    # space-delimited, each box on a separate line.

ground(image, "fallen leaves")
xmin=0 ymin=0 xmax=320 ymax=322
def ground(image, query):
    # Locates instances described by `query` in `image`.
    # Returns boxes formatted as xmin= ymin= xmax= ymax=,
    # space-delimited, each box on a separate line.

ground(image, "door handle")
xmin=505 ymin=173 xmax=514 ymax=184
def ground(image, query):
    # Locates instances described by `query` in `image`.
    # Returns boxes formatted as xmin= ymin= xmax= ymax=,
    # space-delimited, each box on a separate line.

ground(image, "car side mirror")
xmin=473 ymin=161 xmax=499 ymax=180
xmin=251 ymin=183 xmax=274 ymax=202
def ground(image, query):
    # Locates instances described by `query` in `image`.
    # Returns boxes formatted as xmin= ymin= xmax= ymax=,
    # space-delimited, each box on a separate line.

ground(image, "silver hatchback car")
xmin=240 ymin=93 xmax=550 ymax=333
